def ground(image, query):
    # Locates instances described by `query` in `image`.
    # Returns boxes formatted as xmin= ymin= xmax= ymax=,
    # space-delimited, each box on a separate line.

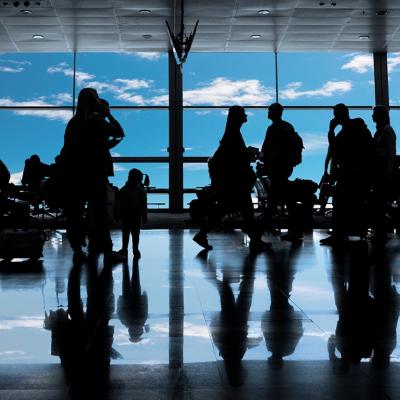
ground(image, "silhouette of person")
xmin=370 ymin=105 xmax=397 ymax=244
xmin=320 ymin=104 xmax=373 ymax=246
xmin=369 ymin=246 xmax=400 ymax=369
xmin=44 ymin=257 xmax=118 ymax=397
xmin=262 ymin=244 xmax=304 ymax=368
xmin=328 ymin=242 xmax=373 ymax=373
xmin=117 ymin=259 xmax=149 ymax=343
xmin=117 ymin=168 xmax=148 ymax=259
xmin=197 ymin=252 xmax=260 ymax=386
xmin=59 ymin=88 xmax=125 ymax=263
xmin=22 ymin=154 xmax=51 ymax=192
xmin=261 ymin=102 xmax=304 ymax=242
xmin=193 ymin=105 xmax=270 ymax=252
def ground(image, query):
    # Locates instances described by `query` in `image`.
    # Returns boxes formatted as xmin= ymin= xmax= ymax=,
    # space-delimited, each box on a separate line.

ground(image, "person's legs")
xmin=131 ymin=221 xmax=141 ymax=258
xmin=87 ymin=179 xmax=113 ymax=254
xmin=118 ymin=220 xmax=130 ymax=256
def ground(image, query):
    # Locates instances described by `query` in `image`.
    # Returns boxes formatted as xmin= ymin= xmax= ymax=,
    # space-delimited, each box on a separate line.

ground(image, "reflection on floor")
xmin=0 ymin=229 xmax=400 ymax=399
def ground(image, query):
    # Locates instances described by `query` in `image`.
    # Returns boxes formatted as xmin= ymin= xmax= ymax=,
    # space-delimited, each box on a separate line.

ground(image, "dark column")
xmin=373 ymin=52 xmax=389 ymax=106
xmin=168 ymin=52 xmax=184 ymax=213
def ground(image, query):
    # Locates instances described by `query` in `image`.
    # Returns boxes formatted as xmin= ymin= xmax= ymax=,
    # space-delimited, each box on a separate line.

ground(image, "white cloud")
xmin=180 ymin=77 xmax=274 ymax=106
xmin=114 ymin=164 xmax=127 ymax=172
xmin=0 ymin=66 xmax=24 ymax=73
xmin=280 ymin=81 xmax=352 ymax=100
xmin=183 ymin=163 xmax=208 ymax=171
xmin=114 ymin=78 xmax=152 ymax=90
xmin=47 ymin=62 xmax=94 ymax=85
xmin=342 ymin=53 xmax=400 ymax=74
xmin=302 ymin=133 xmax=328 ymax=154
xmin=341 ymin=54 xmax=373 ymax=73
xmin=0 ymin=97 xmax=72 ymax=123
xmin=135 ymin=52 xmax=162 ymax=61
xmin=116 ymin=93 xmax=145 ymax=105
xmin=51 ymin=92 xmax=72 ymax=105
xmin=10 ymin=171 xmax=23 ymax=185
xmin=195 ymin=110 xmax=211 ymax=116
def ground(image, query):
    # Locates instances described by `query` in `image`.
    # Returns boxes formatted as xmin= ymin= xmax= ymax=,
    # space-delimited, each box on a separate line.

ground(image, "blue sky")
xmin=0 ymin=51 xmax=399 ymax=207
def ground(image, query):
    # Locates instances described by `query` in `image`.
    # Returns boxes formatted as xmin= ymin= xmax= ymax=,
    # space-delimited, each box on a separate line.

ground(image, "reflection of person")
xmin=118 ymin=169 xmax=148 ymax=259
xmin=193 ymin=105 xmax=270 ymax=252
xmin=44 ymin=257 xmax=117 ymax=396
xmin=328 ymin=243 xmax=372 ymax=373
xmin=117 ymin=259 xmax=149 ymax=342
xmin=321 ymin=104 xmax=373 ymax=245
xmin=197 ymin=252 xmax=260 ymax=386
xmin=59 ymin=88 xmax=125 ymax=262
xmin=262 ymin=244 xmax=303 ymax=368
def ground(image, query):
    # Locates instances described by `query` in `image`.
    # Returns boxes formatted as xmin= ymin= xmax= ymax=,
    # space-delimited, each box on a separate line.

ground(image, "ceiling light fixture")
xmin=20 ymin=9 xmax=32 ymax=14
xmin=359 ymin=35 xmax=369 ymax=40
xmin=142 ymin=34 xmax=152 ymax=39
xmin=139 ymin=9 xmax=151 ymax=14
xmin=376 ymin=10 xmax=387 ymax=16
xmin=251 ymin=34 xmax=262 ymax=39
xmin=32 ymin=34 xmax=44 ymax=39
xmin=258 ymin=10 xmax=270 ymax=15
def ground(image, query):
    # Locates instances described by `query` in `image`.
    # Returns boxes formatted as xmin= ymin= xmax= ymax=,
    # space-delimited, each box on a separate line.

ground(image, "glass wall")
xmin=0 ymin=50 xmax=387 ymax=209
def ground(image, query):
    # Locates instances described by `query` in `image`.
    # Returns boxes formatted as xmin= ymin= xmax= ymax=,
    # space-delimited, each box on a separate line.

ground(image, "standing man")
xmin=370 ymin=105 xmax=396 ymax=244
xmin=261 ymin=102 xmax=304 ymax=242
xmin=320 ymin=103 xmax=373 ymax=245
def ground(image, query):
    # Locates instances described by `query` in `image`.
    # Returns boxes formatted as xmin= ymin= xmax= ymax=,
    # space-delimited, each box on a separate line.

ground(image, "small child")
xmin=118 ymin=168 xmax=148 ymax=259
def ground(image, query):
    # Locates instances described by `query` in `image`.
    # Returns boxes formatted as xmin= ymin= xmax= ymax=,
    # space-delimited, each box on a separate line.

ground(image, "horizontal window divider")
xmin=0 ymin=106 xmax=168 ymax=111
xmin=183 ymin=105 xmax=374 ymax=110
xmin=183 ymin=157 xmax=209 ymax=163
xmin=143 ymin=188 xmax=198 ymax=194
xmin=112 ymin=157 xmax=169 ymax=163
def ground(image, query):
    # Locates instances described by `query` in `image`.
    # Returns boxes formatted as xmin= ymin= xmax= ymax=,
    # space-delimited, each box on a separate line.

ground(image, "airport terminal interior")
xmin=3 ymin=1 xmax=400 ymax=399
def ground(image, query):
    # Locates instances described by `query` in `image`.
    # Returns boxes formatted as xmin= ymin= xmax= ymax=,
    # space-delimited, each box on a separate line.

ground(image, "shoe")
xmin=249 ymin=239 xmax=272 ymax=253
xmin=117 ymin=249 xmax=128 ymax=259
xmin=280 ymin=233 xmax=304 ymax=242
xmin=104 ymin=250 xmax=126 ymax=264
xmin=133 ymin=249 xmax=141 ymax=259
xmin=320 ymin=235 xmax=345 ymax=246
xmin=193 ymin=233 xmax=213 ymax=250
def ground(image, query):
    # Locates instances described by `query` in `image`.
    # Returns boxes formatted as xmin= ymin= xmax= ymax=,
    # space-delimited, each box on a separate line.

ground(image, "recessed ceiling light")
xmin=32 ymin=34 xmax=44 ymax=39
xmin=142 ymin=34 xmax=152 ymax=39
xmin=20 ymin=9 xmax=32 ymax=14
xmin=258 ymin=10 xmax=270 ymax=15
xmin=359 ymin=35 xmax=370 ymax=40
xmin=251 ymin=34 xmax=262 ymax=39
xmin=139 ymin=9 xmax=151 ymax=14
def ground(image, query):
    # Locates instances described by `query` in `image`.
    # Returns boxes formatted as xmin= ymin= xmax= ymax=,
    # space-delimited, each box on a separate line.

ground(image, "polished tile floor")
xmin=1 ymin=229 xmax=400 ymax=399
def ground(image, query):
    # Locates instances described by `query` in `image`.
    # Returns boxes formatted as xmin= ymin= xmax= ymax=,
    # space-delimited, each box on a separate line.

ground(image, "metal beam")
xmin=373 ymin=52 xmax=389 ymax=106
xmin=168 ymin=51 xmax=184 ymax=213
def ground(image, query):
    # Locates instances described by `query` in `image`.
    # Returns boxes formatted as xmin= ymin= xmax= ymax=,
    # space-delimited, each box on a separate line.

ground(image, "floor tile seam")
xmin=192 ymin=282 xmax=225 ymax=389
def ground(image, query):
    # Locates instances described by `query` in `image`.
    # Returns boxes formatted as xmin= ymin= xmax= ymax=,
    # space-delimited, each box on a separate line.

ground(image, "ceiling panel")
xmin=0 ymin=0 xmax=398 ymax=52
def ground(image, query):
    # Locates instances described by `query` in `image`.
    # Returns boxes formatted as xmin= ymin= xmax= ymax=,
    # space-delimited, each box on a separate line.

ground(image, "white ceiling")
xmin=0 ymin=0 xmax=400 ymax=53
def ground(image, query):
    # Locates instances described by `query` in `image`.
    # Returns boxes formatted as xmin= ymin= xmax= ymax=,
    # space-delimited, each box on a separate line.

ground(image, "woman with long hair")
xmin=193 ymin=105 xmax=270 ymax=252
xmin=60 ymin=88 xmax=125 ymax=262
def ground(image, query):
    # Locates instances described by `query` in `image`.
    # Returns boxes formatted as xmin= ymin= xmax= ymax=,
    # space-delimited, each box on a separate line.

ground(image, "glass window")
xmin=0 ymin=53 xmax=73 ymax=105
xmin=184 ymin=53 xmax=275 ymax=106
xmin=278 ymin=52 xmax=374 ymax=106
xmin=110 ymin=110 xmax=168 ymax=157
xmin=109 ymin=162 xmax=169 ymax=210
xmin=0 ymin=110 xmax=72 ymax=183
xmin=75 ymin=53 xmax=168 ymax=106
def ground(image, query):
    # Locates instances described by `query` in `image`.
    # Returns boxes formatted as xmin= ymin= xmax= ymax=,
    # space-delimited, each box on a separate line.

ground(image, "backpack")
xmin=290 ymin=131 xmax=304 ymax=167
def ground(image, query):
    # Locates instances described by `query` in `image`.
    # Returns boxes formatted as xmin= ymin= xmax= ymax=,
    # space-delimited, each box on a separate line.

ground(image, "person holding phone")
xmin=320 ymin=103 xmax=373 ymax=246
xmin=59 ymin=88 xmax=125 ymax=262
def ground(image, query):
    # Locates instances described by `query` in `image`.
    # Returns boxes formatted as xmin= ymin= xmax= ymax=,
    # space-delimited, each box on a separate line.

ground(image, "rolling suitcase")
xmin=0 ymin=229 xmax=46 ymax=261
